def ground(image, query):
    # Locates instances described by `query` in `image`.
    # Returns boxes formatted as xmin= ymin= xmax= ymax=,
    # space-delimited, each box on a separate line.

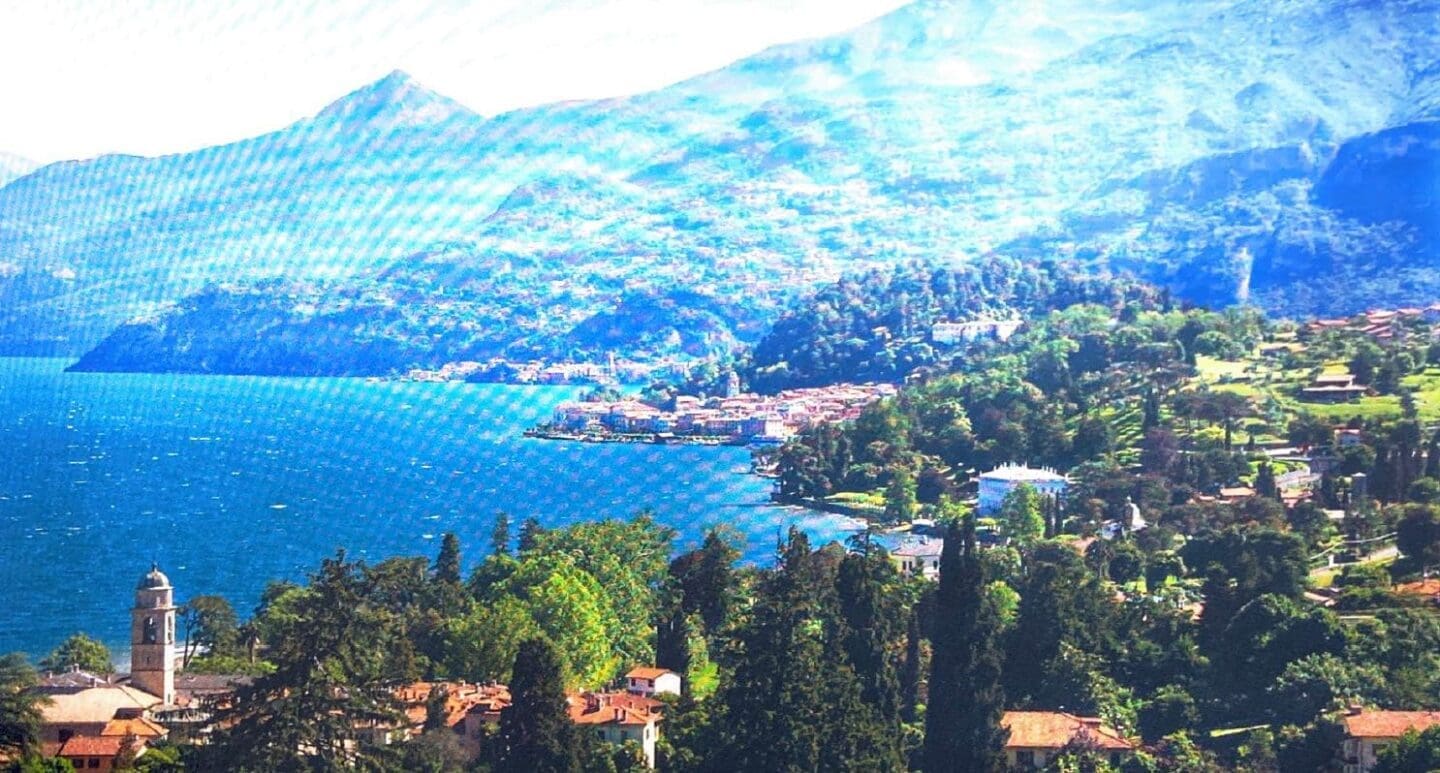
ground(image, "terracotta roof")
xmin=1002 ymin=711 xmax=1134 ymax=751
xmin=40 ymin=684 xmax=161 ymax=724
xmin=1344 ymin=710 xmax=1440 ymax=739
xmin=1396 ymin=579 xmax=1440 ymax=597
xmin=625 ymin=667 xmax=675 ymax=681
xmin=102 ymin=716 xmax=167 ymax=738
xmin=568 ymin=692 xmax=664 ymax=728
xmin=393 ymin=681 xmax=512 ymax=729
xmin=57 ymin=735 xmax=126 ymax=757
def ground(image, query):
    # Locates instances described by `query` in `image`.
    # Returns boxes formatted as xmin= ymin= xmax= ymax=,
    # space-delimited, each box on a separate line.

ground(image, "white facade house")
xmin=978 ymin=464 xmax=1069 ymax=516
xmin=891 ymin=537 xmax=944 ymax=579
xmin=625 ymin=667 xmax=682 ymax=698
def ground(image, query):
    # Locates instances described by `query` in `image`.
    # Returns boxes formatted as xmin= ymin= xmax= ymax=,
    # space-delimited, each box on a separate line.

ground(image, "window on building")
xmin=1016 ymin=751 xmax=1034 ymax=767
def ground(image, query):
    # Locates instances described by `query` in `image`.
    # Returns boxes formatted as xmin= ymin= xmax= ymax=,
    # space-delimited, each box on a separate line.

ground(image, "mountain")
xmin=10 ymin=0 xmax=1440 ymax=370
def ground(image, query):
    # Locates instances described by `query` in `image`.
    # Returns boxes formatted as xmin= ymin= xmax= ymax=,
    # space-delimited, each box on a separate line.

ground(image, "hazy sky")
xmin=0 ymin=0 xmax=908 ymax=163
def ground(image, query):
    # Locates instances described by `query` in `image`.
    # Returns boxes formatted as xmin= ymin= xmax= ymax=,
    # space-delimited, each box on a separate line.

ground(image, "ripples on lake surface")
xmin=0 ymin=358 xmax=852 ymax=657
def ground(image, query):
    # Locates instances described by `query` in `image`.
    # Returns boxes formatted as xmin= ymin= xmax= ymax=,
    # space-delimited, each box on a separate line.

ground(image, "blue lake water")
xmin=0 ymin=358 xmax=853 ymax=660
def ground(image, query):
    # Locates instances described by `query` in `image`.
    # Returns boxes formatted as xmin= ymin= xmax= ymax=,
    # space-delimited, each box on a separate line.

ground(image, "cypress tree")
xmin=924 ymin=516 xmax=1008 ymax=772
xmin=1255 ymin=463 xmax=1279 ymax=501
xmin=714 ymin=529 xmax=827 ymax=771
xmin=836 ymin=550 xmax=903 ymax=743
xmin=496 ymin=638 xmax=580 ymax=773
xmin=817 ymin=633 xmax=906 ymax=772
xmin=517 ymin=517 xmax=545 ymax=553
xmin=491 ymin=511 xmax=512 ymax=557
xmin=900 ymin=605 xmax=923 ymax=724
xmin=1142 ymin=388 xmax=1162 ymax=430
xmin=434 ymin=532 xmax=462 ymax=586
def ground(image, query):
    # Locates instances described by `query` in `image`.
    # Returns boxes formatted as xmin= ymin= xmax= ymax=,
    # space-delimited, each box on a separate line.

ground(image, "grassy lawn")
xmin=1194 ymin=355 xmax=1252 ymax=381
xmin=826 ymin=491 xmax=885 ymax=512
xmin=1191 ymin=356 xmax=1440 ymax=425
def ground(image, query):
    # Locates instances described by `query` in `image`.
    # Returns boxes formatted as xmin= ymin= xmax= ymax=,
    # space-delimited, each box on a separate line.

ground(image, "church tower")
xmin=131 ymin=563 xmax=176 ymax=705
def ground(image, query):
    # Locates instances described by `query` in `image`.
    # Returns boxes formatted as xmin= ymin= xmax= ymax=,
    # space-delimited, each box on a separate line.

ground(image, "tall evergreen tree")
xmin=1255 ymin=462 xmax=1279 ymax=501
xmin=836 ymin=550 xmax=903 ymax=729
xmin=496 ymin=638 xmax=580 ymax=773
xmin=1425 ymin=431 xmax=1440 ymax=480
xmin=670 ymin=528 xmax=740 ymax=635
xmin=492 ymin=512 xmax=512 ymax=557
xmin=924 ymin=516 xmax=1009 ymax=772
xmin=654 ymin=600 xmax=693 ymax=689
xmin=713 ymin=528 xmax=900 ymax=771
xmin=434 ymin=532 xmax=462 ymax=586
xmin=900 ymin=605 xmax=923 ymax=724
xmin=1142 ymin=388 xmax=1162 ymax=431
xmin=518 ymin=517 xmax=545 ymax=553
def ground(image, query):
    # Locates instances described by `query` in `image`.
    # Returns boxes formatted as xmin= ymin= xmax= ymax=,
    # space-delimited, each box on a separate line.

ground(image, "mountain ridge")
xmin=4 ymin=0 xmax=1438 ymax=369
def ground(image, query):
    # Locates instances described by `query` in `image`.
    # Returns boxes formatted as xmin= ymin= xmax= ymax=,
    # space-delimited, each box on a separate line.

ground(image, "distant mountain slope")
xmin=11 ymin=0 xmax=1440 ymax=368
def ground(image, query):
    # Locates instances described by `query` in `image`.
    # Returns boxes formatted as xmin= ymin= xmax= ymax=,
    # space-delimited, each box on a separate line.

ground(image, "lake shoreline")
xmin=0 ymin=357 xmax=863 ymax=659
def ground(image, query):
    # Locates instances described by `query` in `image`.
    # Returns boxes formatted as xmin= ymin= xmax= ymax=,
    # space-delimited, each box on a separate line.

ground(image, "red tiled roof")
xmin=58 ymin=735 xmax=126 ymax=757
xmin=393 ymin=681 xmax=511 ymax=729
xmin=625 ymin=667 xmax=674 ymax=681
xmin=568 ymin=692 xmax=664 ymax=727
xmin=1344 ymin=711 xmax=1440 ymax=739
xmin=101 ymin=716 xmax=167 ymax=738
xmin=1002 ymin=711 xmax=1134 ymax=751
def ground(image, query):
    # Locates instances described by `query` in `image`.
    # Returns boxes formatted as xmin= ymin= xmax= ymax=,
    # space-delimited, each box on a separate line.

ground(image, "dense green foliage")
xmin=39 ymin=633 xmax=111 ymax=675
xmin=495 ymin=638 xmax=581 ymax=773
xmin=741 ymin=258 xmax=1162 ymax=393
xmin=923 ymin=516 xmax=1008 ymax=772
xmin=0 ymin=654 xmax=47 ymax=760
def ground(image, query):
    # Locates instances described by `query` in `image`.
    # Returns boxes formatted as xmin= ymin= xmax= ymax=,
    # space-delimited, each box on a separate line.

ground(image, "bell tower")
xmin=131 ymin=563 xmax=176 ymax=705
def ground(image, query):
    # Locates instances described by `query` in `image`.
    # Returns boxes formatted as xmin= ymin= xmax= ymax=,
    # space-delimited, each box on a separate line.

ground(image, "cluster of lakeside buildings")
xmin=399 ymin=358 xmax=619 ymax=385
xmin=543 ymin=383 xmax=900 ymax=445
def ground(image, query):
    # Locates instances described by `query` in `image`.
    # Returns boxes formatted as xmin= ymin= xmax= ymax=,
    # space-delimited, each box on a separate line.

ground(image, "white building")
xmin=978 ymin=464 xmax=1069 ymax=516
xmin=625 ymin=667 xmax=682 ymax=698
xmin=891 ymin=536 xmax=944 ymax=579
xmin=932 ymin=319 xmax=1024 ymax=345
